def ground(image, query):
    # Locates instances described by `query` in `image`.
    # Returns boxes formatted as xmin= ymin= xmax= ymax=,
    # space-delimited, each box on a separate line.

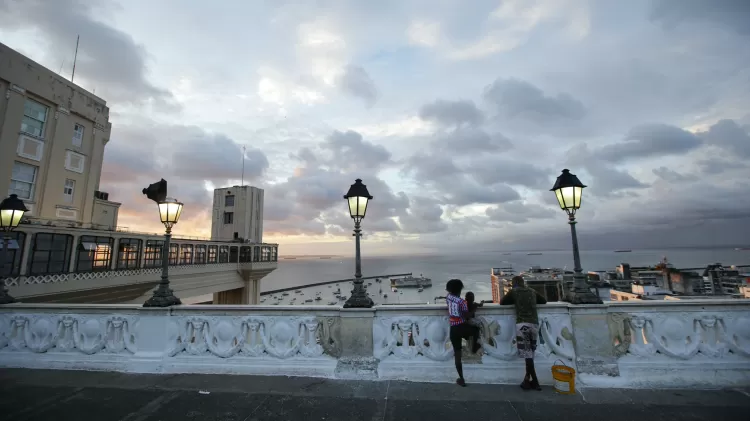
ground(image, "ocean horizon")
xmin=258 ymin=247 xmax=750 ymax=303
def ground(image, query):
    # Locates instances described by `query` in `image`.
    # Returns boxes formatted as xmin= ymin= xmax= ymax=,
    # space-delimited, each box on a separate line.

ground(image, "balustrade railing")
xmin=0 ymin=301 xmax=748 ymax=387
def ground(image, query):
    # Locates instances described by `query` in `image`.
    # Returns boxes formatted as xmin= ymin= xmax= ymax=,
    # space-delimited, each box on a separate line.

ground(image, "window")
xmin=72 ymin=123 xmax=84 ymax=147
xmin=144 ymin=240 xmax=163 ymax=268
xmin=223 ymin=212 xmax=234 ymax=224
xmin=169 ymin=243 xmax=179 ymax=265
xmin=116 ymin=238 xmax=142 ymax=269
xmin=207 ymin=245 xmax=218 ymax=263
xmin=261 ymin=246 xmax=271 ymax=262
xmin=76 ymin=236 xmax=114 ymax=272
xmin=218 ymin=246 xmax=229 ymax=263
xmin=21 ymin=99 xmax=48 ymax=138
xmin=229 ymin=246 xmax=238 ymax=263
xmin=271 ymin=246 xmax=278 ymax=262
xmin=180 ymin=244 xmax=193 ymax=264
xmin=240 ymin=246 xmax=251 ymax=263
xmin=253 ymin=246 xmax=260 ymax=262
xmin=17 ymin=135 xmax=44 ymax=161
xmin=28 ymin=233 xmax=73 ymax=275
xmin=9 ymin=162 xmax=37 ymax=200
xmin=0 ymin=232 xmax=26 ymax=277
xmin=195 ymin=245 xmax=207 ymax=264
xmin=225 ymin=195 xmax=235 ymax=206
xmin=63 ymin=179 xmax=75 ymax=203
xmin=65 ymin=151 xmax=85 ymax=173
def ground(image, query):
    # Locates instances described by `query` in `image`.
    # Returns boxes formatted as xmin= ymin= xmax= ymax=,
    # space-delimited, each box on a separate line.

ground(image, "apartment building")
xmin=0 ymin=42 xmax=120 ymax=229
xmin=211 ymin=185 xmax=264 ymax=243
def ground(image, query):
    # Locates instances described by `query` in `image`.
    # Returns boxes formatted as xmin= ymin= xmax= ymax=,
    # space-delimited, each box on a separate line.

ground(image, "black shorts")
xmin=449 ymin=323 xmax=479 ymax=352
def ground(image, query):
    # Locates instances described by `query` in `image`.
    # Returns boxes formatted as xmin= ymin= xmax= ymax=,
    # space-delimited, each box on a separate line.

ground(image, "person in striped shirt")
xmin=446 ymin=279 xmax=481 ymax=387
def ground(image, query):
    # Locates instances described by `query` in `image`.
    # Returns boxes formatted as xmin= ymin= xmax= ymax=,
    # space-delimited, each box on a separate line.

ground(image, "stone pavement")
xmin=1 ymin=369 xmax=748 ymax=421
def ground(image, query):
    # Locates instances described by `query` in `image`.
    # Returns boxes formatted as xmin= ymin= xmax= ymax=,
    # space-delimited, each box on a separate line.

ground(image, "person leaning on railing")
xmin=445 ymin=279 xmax=481 ymax=387
xmin=500 ymin=275 xmax=547 ymax=391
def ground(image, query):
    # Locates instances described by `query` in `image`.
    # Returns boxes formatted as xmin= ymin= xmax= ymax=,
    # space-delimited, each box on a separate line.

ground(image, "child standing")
xmin=446 ymin=279 xmax=481 ymax=387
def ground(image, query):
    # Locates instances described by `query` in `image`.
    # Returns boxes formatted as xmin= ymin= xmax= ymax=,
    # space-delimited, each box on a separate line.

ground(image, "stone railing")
xmin=0 ymin=301 xmax=748 ymax=388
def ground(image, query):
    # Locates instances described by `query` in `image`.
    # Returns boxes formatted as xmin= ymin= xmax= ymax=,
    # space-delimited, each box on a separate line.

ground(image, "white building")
xmin=211 ymin=185 xmax=264 ymax=243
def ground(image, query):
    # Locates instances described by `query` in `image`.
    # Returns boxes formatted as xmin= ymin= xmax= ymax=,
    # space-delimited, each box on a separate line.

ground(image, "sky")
xmin=2 ymin=0 xmax=749 ymax=256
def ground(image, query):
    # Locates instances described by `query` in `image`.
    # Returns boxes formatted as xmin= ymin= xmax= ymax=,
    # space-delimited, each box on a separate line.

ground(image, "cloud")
xmin=483 ymin=78 xmax=586 ymax=121
xmin=652 ymin=167 xmax=697 ymax=183
xmin=650 ymin=0 xmax=750 ymax=36
xmin=700 ymin=119 xmax=750 ymax=158
xmin=419 ymin=99 xmax=484 ymax=127
xmin=322 ymin=130 xmax=391 ymax=171
xmin=486 ymin=202 xmax=555 ymax=223
xmin=594 ymin=123 xmax=702 ymax=162
xmin=0 ymin=0 xmax=176 ymax=108
xmin=337 ymin=65 xmax=378 ymax=107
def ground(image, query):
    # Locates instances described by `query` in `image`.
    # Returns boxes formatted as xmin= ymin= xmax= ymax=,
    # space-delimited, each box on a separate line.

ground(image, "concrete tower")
xmin=210 ymin=185 xmax=264 ymax=243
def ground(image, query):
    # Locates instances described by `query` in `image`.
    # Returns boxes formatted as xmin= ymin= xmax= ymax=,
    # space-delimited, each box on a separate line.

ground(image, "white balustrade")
xmin=0 ymin=301 xmax=748 ymax=387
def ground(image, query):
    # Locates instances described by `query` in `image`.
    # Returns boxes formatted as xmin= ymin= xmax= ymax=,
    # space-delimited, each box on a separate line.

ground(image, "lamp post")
xmin=0 ymin=194 xmax=28 ymax=304
xmin=142 ymin=179 xmax=183 ymax=307
xmin=343 ymin=179 xmax=374 ymax=308
xmin=551 ymin=169 xmax=602 ymax=304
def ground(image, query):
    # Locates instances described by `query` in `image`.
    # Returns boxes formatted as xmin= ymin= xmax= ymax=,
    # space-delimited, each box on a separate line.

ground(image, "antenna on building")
xmin=241 ymin=145 xmax=246 ymax=186
xmin=58 ymin=60 xmax=66 ymax=75
xmin=71 ymin=35 xmax=80 ymax=82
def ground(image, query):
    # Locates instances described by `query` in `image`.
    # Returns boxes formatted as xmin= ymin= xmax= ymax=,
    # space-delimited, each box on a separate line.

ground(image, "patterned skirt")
xmin=515 ymin=323 xmax=539 ymax=359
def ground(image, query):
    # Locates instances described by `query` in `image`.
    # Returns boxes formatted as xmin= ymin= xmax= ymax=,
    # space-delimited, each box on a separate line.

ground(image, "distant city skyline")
xmin=2 ymin=0 xmax=749 ymax=254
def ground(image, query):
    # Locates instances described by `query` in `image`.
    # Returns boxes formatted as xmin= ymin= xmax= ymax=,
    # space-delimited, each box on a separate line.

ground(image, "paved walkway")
xmin=1 ymin=369 xmax=748 ymax=420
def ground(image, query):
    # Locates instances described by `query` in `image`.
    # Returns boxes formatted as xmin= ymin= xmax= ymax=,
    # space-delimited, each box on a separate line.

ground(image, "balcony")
xmin=0 ymin=300 xmax=748 ymax=388
xmin=1 ymin=224 xmax=278 ymax=303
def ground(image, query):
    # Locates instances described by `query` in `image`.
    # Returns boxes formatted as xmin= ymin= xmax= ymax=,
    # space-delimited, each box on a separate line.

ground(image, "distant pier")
xmin=261 ymin=273 xmax=413 ymax=296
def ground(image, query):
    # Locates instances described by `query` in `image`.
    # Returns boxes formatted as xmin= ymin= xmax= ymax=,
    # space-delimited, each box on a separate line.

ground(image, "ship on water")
xmin=390 ymin=275 xmax=432 ymax=288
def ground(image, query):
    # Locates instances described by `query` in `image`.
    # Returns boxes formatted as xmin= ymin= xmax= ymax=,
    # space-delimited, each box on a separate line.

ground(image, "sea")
xmin=257 ymin=247 xmax=750 ymax=305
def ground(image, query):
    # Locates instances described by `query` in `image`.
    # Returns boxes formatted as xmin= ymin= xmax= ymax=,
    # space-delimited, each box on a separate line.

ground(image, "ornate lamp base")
xmin=343 ymin=294 xmax=374 ymax=308
xmin=565 ymin=289 xmax=603 ymax=304
xmin=143 ymin=291 xmax=182 ymax=307
xmin=0 ymin=291 xmax=16 ymax=305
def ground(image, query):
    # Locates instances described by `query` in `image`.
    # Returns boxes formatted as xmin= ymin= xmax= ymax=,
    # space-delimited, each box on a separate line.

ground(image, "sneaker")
xmin=520 ymin=379 xmax=532 ymax=390
xmin=531 ymin=381 xmax=542 ymax=391
xmin=456 ymin=378 xmax=467 ymax=387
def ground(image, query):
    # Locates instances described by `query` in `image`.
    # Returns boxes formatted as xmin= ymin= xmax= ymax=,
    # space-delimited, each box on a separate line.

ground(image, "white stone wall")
xmin=0 ymin=301 xmax=749 ymax=388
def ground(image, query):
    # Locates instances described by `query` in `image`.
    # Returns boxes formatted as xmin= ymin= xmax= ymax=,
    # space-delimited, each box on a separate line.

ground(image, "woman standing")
xmin=445 ymin=279 xmax=481 ymax=387
xmin=500 ymin=275 xmax=547 ymax=390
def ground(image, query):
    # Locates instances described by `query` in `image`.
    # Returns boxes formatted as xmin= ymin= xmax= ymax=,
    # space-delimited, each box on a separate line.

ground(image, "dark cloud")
xmin=583 ymin=162 xmax=649 ymax=198
xmin=483 ymin=78 xmax=586 ymax=122
xmin=432 ymin=128 xmax=512 ymax=154
xmin=402 ymin=153 xmax=461 ymax=182
xmin=594 ymin=123 xmax=702 ymax=162
xmin=171 ymin=130 xmax=269 ymax=181
xmin=462 ymin=157 xmax=552 ymax=188
xmin=447 ymin=182 xmax=520 ymax=206
xmin=398 ymin=197 xmax=447 ymax=234
xmin=650 ymin=0 xmax=750 ymax=36
xmin=652 ymin=167 xmax=697 ymax=183
xmin=419 ymin=99 xmax=484 ymax=127
xmin=700 ymin=119 xmax=750 ymax=158
xmin=485 ymin=202 xmax=556 ymax=224
xmin=323 ymin=130 xmax=391 ymax=171
xmin=0 ymin=0 xmax=177 ymax=108
xmin=338 ymin=65 xmax=378 ymax=107
xmin=696 ymin=156 xmax=748 ymax=175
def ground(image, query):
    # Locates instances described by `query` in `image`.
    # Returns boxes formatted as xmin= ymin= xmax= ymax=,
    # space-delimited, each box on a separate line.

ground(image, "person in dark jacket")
xmin=500 ymin=275 xmax=547 ymax=390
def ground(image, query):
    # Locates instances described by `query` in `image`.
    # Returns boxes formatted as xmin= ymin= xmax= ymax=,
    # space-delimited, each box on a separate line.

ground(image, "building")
xmin=211 ymin=185 xmax=264 ymax=243
xmin=0 ymin=42 xmax=120 ymax=230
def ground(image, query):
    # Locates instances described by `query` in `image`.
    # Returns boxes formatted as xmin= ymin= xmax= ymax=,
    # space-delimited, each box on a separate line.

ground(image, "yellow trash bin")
xmin=551 ymin=359 xmax=576 ymax=395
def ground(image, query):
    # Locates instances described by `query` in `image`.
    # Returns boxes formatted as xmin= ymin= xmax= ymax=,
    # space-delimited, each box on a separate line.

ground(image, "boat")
xmin=315 ymin=296 xmax=322 ymax=301
xmin=418 ymin=288 xmax=424 ymax=292
xmin=502 ymin=253 xmax=511 ymax=255
xmin=383 ymin=294 xmax=388 ymax=298
xmin=527 ymin=253 xmax=542 ymax=255
xmin=735 ymin=247 xmax=750 ymax=251
xmin=390 ymin=275 xmax=432 ymax=288
xmin=320 ymin=256 xmax=332 ymax=259
xmin=305 ymin=299 xmax=313 ymax=303
xmin=282 ymin=292 xmax=289 ymax=296
xmin=614 ymin=249 xmax=632 ymax=253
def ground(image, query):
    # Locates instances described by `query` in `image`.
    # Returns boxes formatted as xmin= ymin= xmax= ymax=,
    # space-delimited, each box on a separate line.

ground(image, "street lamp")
xmin=0 ymin=194 xmax=28 ymax=304
xmin=142 ymin=179 xmax=183 ymax=307
xmin=343 ymin=179 xmax=374 ymax=308
xmin=551 ymin=169 xmax=602 ymax=304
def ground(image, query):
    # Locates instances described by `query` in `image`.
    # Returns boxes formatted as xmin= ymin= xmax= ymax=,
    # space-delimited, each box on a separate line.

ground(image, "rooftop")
xmin=2 ymin=369 xmax=748 ymax=421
